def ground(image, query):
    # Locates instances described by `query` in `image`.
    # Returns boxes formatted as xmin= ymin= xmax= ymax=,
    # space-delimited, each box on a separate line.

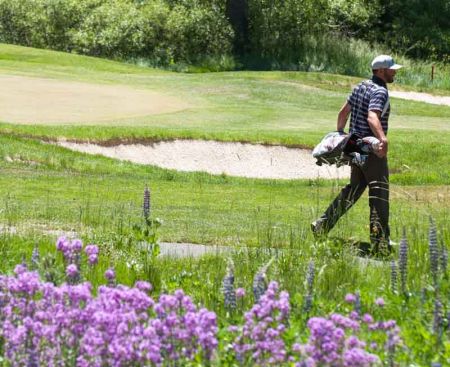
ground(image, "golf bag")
xmin=312 ymin=131 xmax=380 ymax=167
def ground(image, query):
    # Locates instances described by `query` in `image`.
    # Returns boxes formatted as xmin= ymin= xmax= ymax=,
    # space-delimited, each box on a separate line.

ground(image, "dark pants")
xmin=318 ymin=154 xmax=390 ymax=248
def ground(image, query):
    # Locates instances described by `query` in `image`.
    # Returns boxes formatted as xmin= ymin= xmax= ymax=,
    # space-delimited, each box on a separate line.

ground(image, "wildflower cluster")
xmin=230 ymin=281 xmax=290 ymax=365
xmin=0 ymin=237 xmax=406 ymax=366
xmin=0 ymin=239 xmax=218 ymax=366
xmin=228 ymin=285 xmax=401 ymax=366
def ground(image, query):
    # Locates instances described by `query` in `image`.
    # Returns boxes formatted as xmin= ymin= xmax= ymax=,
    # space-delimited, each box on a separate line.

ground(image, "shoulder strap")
xmin=381 ymin=96 xmax=390 ymax=117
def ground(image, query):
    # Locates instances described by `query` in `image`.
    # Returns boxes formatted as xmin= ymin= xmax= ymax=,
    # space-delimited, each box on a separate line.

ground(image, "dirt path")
xmin=390 ymin=90 xmax=450 ymax=106
xmin=58 ymin=140 xmax=351 ymax=180
xmin=0 ymin=74 xmax=189 ymax=124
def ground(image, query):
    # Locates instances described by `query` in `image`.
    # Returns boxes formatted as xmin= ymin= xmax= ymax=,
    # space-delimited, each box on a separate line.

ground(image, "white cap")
xmin=371 ymin=55 xmax=402 ymax=70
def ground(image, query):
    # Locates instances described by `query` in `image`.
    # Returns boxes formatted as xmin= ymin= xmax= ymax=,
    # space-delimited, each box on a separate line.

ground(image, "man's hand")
xmin=368 ymin=111 xmax=388 ymax=158
xmin=376 ymin=138 xmax=388 ymax=158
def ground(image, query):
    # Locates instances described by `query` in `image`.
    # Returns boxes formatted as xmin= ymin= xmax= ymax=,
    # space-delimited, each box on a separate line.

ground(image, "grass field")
xmin=0 ymin=44 xmax=449 ymax=365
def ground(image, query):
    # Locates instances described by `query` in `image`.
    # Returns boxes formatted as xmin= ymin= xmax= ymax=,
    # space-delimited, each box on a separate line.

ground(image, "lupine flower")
xmin=398 ymin=229 xmax=408 ymax=294
xmin=440 ymin=240 xmax=448 ymax=275
xmin=30 ymin=243 xmax=40 ymax=271
xmin=253 ymin=258 xmax=274 ymax=303
xmin=354 ymin=292 xmax=361 ymax=315
xmin=390 ymin=261 xmax=397 ymax=294
xmin=304 ymin=260 xmax=315 ymax=313
xmin=222 ymin=258 xmax=236 ymax=311
xmin=433 ymin=297 xmax=443 ymax=335
xmin=386 ymin=325 xmax=401 ymax=366
xmin=143 ymin=185 xmax=151 ymax=220
xmin=305 ymin=260 xmax=315 ymax=294
xmin=429 ymin=217 xmax=439 ymax=285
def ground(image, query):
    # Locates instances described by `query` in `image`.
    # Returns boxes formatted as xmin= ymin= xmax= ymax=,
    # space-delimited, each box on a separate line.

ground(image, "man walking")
xmin=311 ymin=55 xmax=402 ymax=254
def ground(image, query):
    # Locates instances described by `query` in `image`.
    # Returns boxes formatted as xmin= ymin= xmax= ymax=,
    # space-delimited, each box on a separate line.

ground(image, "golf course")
xmin=0 ymin=41 xmax=449 ymax=365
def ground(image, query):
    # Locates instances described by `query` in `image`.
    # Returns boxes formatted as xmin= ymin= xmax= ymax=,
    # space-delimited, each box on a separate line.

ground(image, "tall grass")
xmin=245 ymin=34 xmax=450 ymax=91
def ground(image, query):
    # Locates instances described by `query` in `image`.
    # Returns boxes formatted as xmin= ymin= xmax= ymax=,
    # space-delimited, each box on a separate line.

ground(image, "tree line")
xmin=0 ymin=0 xmax=448 ymax=72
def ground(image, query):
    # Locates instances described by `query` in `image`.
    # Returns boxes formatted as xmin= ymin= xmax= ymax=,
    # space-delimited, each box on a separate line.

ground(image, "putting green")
xmin=0 ymin=74 xmax=191 ymax=124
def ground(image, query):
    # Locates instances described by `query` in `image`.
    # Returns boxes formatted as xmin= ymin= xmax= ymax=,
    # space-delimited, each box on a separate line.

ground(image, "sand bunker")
xmin=0 ymin=74 xmax=189 ymax=124
xmin=58 ymin=139 xmax=351 ymax=180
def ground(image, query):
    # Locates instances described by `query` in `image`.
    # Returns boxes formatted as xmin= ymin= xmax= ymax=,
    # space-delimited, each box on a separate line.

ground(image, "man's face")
xmin=379 ymin=68 xmax=397 ymax=83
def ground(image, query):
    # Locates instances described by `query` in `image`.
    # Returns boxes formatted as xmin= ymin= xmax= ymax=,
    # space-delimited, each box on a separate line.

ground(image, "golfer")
xmin=311 ymin=55 xmax=402 ymax=254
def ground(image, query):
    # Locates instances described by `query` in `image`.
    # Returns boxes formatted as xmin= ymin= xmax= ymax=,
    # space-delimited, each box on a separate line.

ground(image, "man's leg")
xmin=365 ymin=155 xmax=390 ymax=251
xmin=313 ymin=165 xmax=367 ymax=235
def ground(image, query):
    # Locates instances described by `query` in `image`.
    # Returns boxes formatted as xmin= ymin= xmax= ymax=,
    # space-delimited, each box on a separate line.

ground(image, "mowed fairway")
xmin=0 ymin=43 xmax=448 ymax=252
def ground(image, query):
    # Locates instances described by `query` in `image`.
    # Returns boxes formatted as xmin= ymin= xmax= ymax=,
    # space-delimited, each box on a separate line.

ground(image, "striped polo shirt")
xmin=347 ymin=75 xmax=390 ymax=137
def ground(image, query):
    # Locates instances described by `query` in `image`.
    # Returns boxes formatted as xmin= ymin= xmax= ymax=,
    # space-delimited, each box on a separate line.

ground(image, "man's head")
xmin=371 ymin=55 xmax=402 ymax=83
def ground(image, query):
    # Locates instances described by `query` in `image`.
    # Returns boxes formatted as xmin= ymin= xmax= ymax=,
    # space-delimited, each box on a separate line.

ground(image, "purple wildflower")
xmin=66 ymin=264 xmax=78 ymax=279
xmin=253 ymin=258 xmax=273 ymax=303
xmin=399 ymin=229 xmax=408 ymax=294
xmin=390 ymin=260 xmax=397 ymax=294
xmin=440 ymin=240 xmax=448 ymax=275
xmin=104 ymin=268 xmax=116 ymax=285
xmin=345 ymin=293 xmax=357 ymax=304
xmin=223 ymin=258 xmax=236 ymax=311
xmin=143 ymin=185 xmax=151 ymax=220
xmin=429 ymin=217 xmax=439 ymax=284
xmin=304 ymin=260 xmax=315 ymax=313
xmin=231 ymin=281 xmax=290 ymax=365
xmin=375 ymin=297 xmax=385 ymax=307
xmin=236 ymin=288 xmax=246 ymax=298
xmin=30 ymin=243 xmax=40 ymax=271
xmin=135 ymin=280 xmax=152 ymax=293
xmin=84 ymin=244 xmax=99 ymax=255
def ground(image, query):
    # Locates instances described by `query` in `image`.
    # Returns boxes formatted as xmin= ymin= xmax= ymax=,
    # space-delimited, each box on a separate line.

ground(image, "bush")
xmin=0 ymin=0 xmax=37 ymax=46
xmin=72 ymin=0 xmax=146 ymax=58
xmin=164 ymin=3 xmax=234 ymax=64
xmin=0 ymin=0 xmax=101 ymax=50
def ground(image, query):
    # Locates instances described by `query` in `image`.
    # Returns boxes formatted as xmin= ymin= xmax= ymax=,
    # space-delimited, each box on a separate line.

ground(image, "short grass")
xmin=1 ymin=135 xmax=448 ymax=248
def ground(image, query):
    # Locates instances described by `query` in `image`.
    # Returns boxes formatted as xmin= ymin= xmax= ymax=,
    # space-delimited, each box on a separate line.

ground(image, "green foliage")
xmin=164 ymin=2 xmax=234 ymax=64
xmin=72 ymin=0 xmax=146 ymax=58
xmin=0 ymin=0 xmax=234 ymax=68
xmin=327 ymin=0 xmax=381 ymax=36
xmin=0 ymin=0 xmax=448 ymax=71
xmin=246 ymin=0 xmax=328 ymax=66
xmin=379 ymin=0 xmax=450 ymax=62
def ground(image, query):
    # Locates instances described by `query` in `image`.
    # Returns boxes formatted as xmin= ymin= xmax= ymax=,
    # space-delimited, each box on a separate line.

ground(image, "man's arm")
xmin=368 ymin=110 xmax=388 ymax=157
xmin=337 ymin=102 xmax=351 ymax=132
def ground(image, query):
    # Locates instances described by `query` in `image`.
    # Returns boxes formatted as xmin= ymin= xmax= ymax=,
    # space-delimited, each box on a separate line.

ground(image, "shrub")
xmin=72 ymin=0 xmax=146 ymax=58
xmin=164 ymin=3 xmax=234 ymax=64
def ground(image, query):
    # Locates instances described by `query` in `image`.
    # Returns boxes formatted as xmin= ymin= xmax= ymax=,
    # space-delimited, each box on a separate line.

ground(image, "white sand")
xmin=58 ymin=139 xmax=351 ymax=180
